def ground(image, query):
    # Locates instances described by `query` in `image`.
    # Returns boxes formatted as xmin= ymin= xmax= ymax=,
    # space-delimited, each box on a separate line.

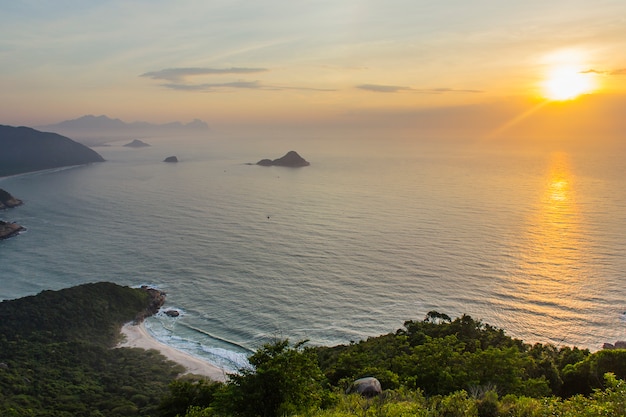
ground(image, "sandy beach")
xmin=117 ymin=321 xmax=229 ymax=382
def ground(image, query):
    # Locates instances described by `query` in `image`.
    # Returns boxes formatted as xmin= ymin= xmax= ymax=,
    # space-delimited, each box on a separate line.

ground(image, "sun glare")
xmin=542 ymin=66 xmax=596 ymax=101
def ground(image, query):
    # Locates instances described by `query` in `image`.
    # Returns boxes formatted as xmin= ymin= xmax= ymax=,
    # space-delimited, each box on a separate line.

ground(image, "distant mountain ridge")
xmin=42 ymin=114 xmax=209 ymax=132
xmin=0 ymin=125 xmax=104 ymax=177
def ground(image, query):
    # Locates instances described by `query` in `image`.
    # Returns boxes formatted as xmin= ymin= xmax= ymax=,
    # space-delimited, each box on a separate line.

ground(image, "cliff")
xmin=0 ymin=125 xmax=105 ymax=177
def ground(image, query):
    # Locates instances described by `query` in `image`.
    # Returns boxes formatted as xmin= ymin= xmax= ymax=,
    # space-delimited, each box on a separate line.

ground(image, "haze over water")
xmin=1 ymin=134 xmax=625 ymax=371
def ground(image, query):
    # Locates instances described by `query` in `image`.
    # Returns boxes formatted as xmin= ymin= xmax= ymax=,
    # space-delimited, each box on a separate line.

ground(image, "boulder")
xmin=163 ymin=156 xmax=178 ymax=163
xmin=605 ymin=341 xmax=626 ymax=350
xmin=164 ymin=310 xmax=180 ymax=317
xmin=346 ymin=377 xmax=382 ymax=398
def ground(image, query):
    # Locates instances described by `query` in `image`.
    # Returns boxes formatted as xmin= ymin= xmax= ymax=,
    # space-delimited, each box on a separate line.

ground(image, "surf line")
xmin=179 ymin=322 xmax=254 ymax=354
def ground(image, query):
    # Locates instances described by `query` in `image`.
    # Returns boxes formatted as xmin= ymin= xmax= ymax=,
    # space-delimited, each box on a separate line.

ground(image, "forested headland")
xmin=1 ymin=283 xmax=626 ymax=417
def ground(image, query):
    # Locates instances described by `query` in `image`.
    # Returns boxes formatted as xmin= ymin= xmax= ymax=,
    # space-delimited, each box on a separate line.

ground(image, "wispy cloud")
xmin=357 ymin=84 xmax=412 ymax=93
xmin=357 ymin=84 xmax=483 ymax=94
xmin=580 ymin=69 xmax=605 ymax=75
xmin=161 ymin=81 xmax=263 ymax=91
xmin=158 ymin=81 xmax=335 ymax=92
xmin=142 ymin=66 xmax=335 ymax=92
xmin=140 ymin=67 xmax=268 ymax=82
xmin=580 ymin=68 xmax=626 ymax=75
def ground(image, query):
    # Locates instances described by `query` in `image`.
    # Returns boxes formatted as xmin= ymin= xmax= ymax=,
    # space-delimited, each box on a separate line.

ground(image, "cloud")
xmin=161 ymin=81 xmax=263 ymax=91
xmin=141 ymin=66 xmax=335 ymax=92
xmin=580 ymin=69 xmax=606 ymax=75
xmin=580 ymin=68 xmax=626 ymax=75
xmin=140 ymin=67 xmax=268 ymax=82
xmin=357 ymin=84 xmax=483 ymax=94
xmin=357 ymin=84 xmax=412 ymax=93
xmin=159 ymin=81 xmax=335 ymax=92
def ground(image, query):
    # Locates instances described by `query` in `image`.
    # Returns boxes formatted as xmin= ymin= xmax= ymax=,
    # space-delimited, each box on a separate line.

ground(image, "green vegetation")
xmin=2 ymin=285 xmax=626 ymax=417
xmin=0 ymin=282 xmax=184 ymax=416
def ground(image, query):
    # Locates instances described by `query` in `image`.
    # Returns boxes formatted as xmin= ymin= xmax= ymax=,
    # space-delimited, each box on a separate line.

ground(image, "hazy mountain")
xmin=48 ymin=114 xmax=209 ymax=131
xmin=0 ymin=125 xmax=104 ymax=177
xmin=39 ymin=115 xmax=210 ymax=145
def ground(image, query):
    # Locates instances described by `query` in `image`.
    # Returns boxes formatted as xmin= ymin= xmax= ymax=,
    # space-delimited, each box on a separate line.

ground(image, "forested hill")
xmin=0 ymin=125 xmax=104 ymax=177
xmin=0 ymin=283 xmax=183 ymax=416
xmin=3 ymin=285 xmax=626 ymax=417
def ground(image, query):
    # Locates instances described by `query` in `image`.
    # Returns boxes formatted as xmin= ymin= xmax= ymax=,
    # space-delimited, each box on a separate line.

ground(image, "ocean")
xmin=1 ymin=133 xmax=626 ymax=372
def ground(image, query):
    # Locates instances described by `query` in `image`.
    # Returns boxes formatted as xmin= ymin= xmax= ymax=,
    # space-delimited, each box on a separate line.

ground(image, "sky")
xmin=2 ymin=0 xmax=626 ymax=142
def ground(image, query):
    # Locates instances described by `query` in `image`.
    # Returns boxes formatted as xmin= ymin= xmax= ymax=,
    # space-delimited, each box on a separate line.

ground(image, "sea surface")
xmin=1 ymin=133 xmax=626 ymax=372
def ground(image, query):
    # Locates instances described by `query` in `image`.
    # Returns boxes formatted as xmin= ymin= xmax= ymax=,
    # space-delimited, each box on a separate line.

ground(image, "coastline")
xmin=117 ymin=321 xmax=229 ymax=382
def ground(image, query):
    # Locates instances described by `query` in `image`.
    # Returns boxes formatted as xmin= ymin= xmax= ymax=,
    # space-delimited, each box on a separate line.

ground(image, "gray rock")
xmin=346 ymin=377 xmax=382 ymax=398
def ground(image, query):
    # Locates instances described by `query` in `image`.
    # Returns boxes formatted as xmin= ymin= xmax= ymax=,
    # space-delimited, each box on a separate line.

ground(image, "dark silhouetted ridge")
xmin=0 ymin=125 xmax=104 ymax=177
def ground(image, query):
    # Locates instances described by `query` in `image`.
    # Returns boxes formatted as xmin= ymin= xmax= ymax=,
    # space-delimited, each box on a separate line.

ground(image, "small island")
xmin=256 ymin=151 xmax=310 ymax=167
xmin=0 ymin=220 xmax=25 ymax=240
xmin=163 ymin=156 xmax=178 ymax=163
xmin=123 ymin=139 xmax=150 ymax=148
xmin=0 ymin=188 xmax=23 ymax=209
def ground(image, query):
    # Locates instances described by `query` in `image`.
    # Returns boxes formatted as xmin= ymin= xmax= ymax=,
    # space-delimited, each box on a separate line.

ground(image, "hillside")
xmin=0 ymin=125 xmax=104 ymax=177
xmin=0 ymin=283 xmax=183 ymax=416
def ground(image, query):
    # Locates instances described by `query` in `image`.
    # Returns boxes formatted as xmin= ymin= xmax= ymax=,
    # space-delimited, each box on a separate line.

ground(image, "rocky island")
xmin=0 ymin=188 xmax=23 ymax=209
xmin=163 ymin=156 xmax=178 ymax=163
xmin=0 ymin=221 xmax=25 ymax=240
xmin=123 ymin=139 xmax=150 ymax=147
xmin=256 ymin=151 xmax=310 ymax=167
xmin=0 ymin=125 xmax=105 ymax=177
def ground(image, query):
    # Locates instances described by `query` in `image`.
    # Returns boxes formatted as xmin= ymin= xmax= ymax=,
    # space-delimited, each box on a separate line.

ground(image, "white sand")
xmin=117 ymin=321 xmax=229 ymax=382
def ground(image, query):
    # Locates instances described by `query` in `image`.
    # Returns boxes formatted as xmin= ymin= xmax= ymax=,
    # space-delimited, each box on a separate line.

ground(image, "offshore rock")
xmin=0 ymin=189 xmax=23 ymax=209
xmin=163 ymin=156 xmax=178 ymax=163
xmin=256 ymin=151 xmax=310 ymax=167
xmin=0 ymin=221 xmax=25 ymax=240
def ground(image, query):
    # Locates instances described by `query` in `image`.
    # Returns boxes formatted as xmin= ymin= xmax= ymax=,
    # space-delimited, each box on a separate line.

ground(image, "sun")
xmin=542 ymin=66 xmax=596 ymax=101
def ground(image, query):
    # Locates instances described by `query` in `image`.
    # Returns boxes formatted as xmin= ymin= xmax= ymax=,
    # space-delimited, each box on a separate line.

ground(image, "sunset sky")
xmin=2 ymin=1 xmax=626 ymax=141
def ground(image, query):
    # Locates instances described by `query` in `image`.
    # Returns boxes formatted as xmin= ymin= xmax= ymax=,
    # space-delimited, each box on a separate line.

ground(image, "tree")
xmin=158 ymin=379 xmax=220 ymax=417
xmin=219 ymin=339 xmax=327 ymax=417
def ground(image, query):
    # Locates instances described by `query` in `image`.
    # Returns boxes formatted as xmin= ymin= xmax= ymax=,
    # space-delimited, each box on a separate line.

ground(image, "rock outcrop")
xmin=123 ymin=139 xmax=150 ymax=147
xmin=0 ymin=189 xmax=23 ymax=209
xmin=345 ymin=377 xmax=382 ymax=398
xmin=0 ymin=189 xmax=25 ymax=239
xmin=256 ymin=151 xmax=310 ymax=167
xmin=163 ymin=156 xmax=178 ymax=163
xmin=0 ymin=221 xmax=25 ymax=240
xmin=0 ymin=125 xmax=104 ymax=177
xmin=603 ymin=341 xmax=626 ymax=350
xmin=133 ymin=286 xmax=167 ymax=323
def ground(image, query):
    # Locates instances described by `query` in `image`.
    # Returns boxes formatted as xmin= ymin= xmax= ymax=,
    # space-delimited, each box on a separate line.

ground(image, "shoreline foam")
xmin=117 ymin=321 xmax=229 ymax=382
